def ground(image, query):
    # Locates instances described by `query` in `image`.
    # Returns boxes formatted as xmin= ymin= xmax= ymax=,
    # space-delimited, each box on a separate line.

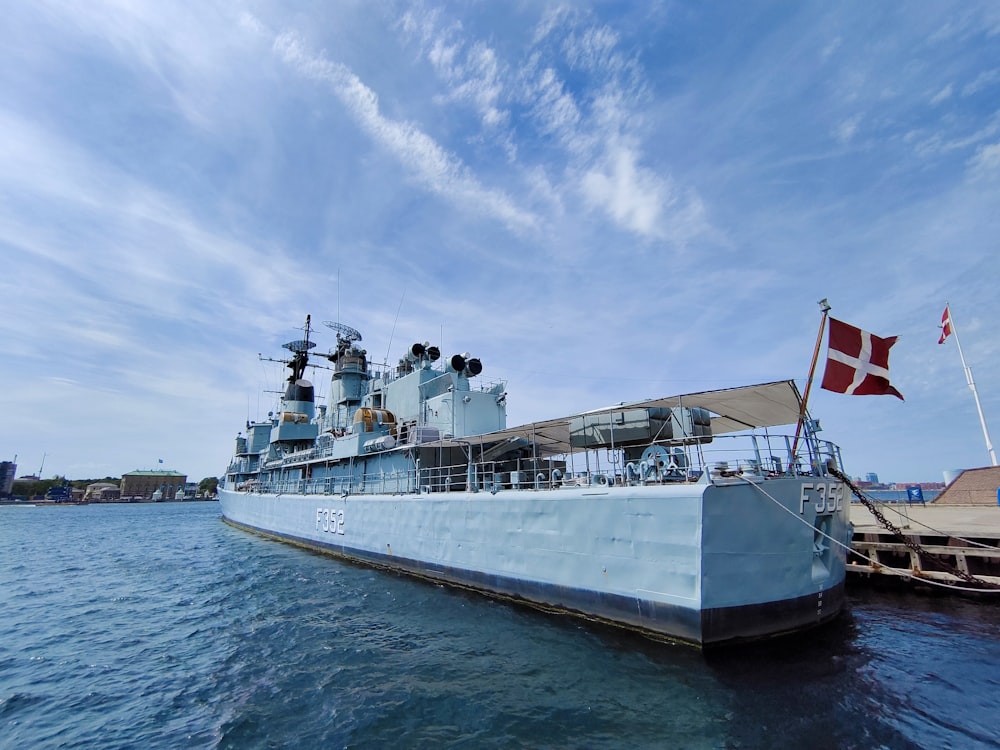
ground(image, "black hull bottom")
xmin=222 ymin=516 xmax=845 ymax=648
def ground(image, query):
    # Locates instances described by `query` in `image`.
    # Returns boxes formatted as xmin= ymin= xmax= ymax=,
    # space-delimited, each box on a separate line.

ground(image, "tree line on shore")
xmin=8 ymin=476 xmax=220 ymax=498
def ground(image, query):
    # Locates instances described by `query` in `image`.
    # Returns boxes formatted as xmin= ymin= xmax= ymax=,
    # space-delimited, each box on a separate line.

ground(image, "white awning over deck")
xmin=424 ymin=380 xmax=804 ymax=457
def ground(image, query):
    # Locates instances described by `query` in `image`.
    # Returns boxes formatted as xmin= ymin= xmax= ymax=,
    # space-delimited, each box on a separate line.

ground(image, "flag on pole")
xmin=820 ymin=318 xmax=904 ymax=400
xmin=938 ymin=305 xmax=952 ymax=344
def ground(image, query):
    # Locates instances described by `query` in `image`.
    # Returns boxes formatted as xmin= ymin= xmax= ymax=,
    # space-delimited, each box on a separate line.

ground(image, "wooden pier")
xmin=849 ymin=503 xmax=1000 ymax=589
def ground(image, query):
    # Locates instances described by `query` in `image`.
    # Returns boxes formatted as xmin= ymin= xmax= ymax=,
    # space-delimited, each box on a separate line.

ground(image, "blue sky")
xmin=2 ymin=1 xmax=999 ymax=485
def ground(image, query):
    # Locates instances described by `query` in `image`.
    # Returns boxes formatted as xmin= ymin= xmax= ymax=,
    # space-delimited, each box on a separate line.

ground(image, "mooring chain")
xmin=828 ymin=466 xmax=995 ymax=588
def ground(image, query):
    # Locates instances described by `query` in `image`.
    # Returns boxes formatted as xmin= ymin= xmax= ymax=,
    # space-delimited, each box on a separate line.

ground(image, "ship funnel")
xmin=285 ymin=378 xmax=315 ymax=403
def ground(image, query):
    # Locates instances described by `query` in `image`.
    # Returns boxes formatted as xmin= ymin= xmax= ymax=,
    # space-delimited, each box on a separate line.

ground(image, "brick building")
xmin=120 ymin=470 xmax=188 ymax=501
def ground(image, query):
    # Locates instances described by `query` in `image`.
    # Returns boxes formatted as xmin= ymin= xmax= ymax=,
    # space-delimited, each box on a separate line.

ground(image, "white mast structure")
xmin=941 ymin=304 xmax=997 ymax=466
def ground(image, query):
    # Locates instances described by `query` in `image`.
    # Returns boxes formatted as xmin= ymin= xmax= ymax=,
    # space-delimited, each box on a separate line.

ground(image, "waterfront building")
xmin=934 ymin=466 xmax=1000 ymax=505
xmin=1 ymin=460 xmax=15 ymax=496
xmin=174 ymin=482 xmax=199 ymax=500
xmin=84 ymin=482 xmax=121 ymax=502
xmin=120 ymin=470 xmax=187 ymax=501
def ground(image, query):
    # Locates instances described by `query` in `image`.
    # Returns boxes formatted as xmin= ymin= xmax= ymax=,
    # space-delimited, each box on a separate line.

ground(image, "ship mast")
xmin=276 ymin=315 xmax=317 ymax=383
xmin=791 ymin=299 xmax=831 ymax=465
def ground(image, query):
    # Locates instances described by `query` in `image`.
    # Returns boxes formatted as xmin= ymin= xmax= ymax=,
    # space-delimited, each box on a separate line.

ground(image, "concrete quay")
xmin=848 ymin=502 xmax=1000 ymax=590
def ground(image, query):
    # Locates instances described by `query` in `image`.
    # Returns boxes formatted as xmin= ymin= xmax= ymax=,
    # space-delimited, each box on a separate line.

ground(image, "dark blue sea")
xmin=2 ymin=502 xmax=999 ymax=749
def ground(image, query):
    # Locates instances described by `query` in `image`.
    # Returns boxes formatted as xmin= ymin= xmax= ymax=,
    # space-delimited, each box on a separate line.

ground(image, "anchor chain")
xmin=829 ymin=466 xmax=997 ymax=588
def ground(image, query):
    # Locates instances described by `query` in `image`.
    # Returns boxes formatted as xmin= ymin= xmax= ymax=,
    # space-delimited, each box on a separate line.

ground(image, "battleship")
xmin=219 ymin=316 xmax=851 ymax=647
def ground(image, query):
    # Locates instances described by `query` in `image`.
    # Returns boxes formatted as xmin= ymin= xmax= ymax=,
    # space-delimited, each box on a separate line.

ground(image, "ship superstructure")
xmin=220 ymin=316 xmax=851 ymax=647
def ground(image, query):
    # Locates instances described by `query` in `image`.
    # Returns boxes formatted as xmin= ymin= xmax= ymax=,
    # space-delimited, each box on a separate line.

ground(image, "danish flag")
xmin=938 ymin=305 xmax=952 ymax=345
xmin=820 ymin=318 xmax=903 ymax=400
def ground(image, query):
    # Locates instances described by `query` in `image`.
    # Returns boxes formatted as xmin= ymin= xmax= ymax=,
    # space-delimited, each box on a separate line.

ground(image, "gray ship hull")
xmin=219 ymin=476 xmax=848 ymax=647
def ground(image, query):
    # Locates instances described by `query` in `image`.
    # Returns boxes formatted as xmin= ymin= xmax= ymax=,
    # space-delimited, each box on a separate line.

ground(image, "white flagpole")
xmin=943 ymin=304 xmax=997 ymax=466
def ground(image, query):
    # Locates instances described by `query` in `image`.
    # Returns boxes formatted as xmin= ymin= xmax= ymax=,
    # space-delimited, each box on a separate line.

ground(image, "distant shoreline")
xmin=0 ymin=498 xmax=217 ymax=506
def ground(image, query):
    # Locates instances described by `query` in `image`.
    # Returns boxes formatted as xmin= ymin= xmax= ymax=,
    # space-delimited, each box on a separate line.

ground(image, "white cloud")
xmin=532 ymin=3 xmax=575 ymax=46
xmin=962 ymin=68 xmax=1000 ymax=96
xmin=834 ymin=114 xmax=862 ymax=143
xmin=968 ymin=141 xmax=1000 ymax=175
xmin=821 ymin=36 xmax=842 ymax=60
xmin=0 ymin=105 xmax=312 ymax=359
xmin=930 ymin=83 xmax=953 ymax=104
xmin=563 ymin=25 xmax=620 ymax=73
xmin=580 ymin=145 xmax=666 ymax=236
xmin=399 ymin=6 xmax=509 ymax=134
xmin=272 ymin=30 xmax=535 ymax=234
xmin=440 ymin=42 xmax=508 ymax=129
xmin=526 ymin=64 xmax=583 ymax=143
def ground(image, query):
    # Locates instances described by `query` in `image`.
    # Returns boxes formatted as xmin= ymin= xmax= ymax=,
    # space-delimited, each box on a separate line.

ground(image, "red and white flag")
xmin=820 ymin=318 xmax=904 ymax=400
xmin=938 ymin=305 xmax=952 ymax=345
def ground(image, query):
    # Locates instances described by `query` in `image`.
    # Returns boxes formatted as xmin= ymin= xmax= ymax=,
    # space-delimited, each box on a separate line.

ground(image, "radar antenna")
xmin=323 ymin=320 xmax=363 ymax=359
xmin=281 ymin=315 xmax=315 ymax=382
xmin=282 ymin=339 xmax=316 ymax=354
xmin=283 ymin=314 xmax=318 ymax=353
xmin=322 ymin=321 xmax=362 ymax=343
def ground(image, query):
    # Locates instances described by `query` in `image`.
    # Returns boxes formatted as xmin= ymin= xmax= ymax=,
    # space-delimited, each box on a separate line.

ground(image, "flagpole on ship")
xmin=940 ymin=303 xmax=997 ymax=466
xmin=791 ymin=298 xmax=832 ymax=467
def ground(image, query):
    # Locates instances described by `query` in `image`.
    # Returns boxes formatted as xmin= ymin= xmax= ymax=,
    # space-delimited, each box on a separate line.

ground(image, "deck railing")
xmin=227 ymin=432 xmax=843 ymax=496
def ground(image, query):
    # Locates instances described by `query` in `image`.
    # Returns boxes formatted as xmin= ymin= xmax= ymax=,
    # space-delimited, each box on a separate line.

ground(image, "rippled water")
xmin=2 ymin=502 xmax=999 ymax=749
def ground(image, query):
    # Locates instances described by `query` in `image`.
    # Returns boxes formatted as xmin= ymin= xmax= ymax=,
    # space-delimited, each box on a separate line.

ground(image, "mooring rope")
xmin=853 ymin=497 xmax=1000 ymax=552
xmin=739 ymin=475 xmax=1000 ymax=594
xmin=828 ymin=465 xmax=1000 ymax=588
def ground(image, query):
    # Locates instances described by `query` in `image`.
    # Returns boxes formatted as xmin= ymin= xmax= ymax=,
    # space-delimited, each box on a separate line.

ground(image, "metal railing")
xmin=226 ymin=432 xmax=842 ymax=497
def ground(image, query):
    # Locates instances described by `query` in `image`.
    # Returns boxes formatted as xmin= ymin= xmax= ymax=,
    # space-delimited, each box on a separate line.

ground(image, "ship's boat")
xmin=219 ymin=316 xmax=851 ymax=647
